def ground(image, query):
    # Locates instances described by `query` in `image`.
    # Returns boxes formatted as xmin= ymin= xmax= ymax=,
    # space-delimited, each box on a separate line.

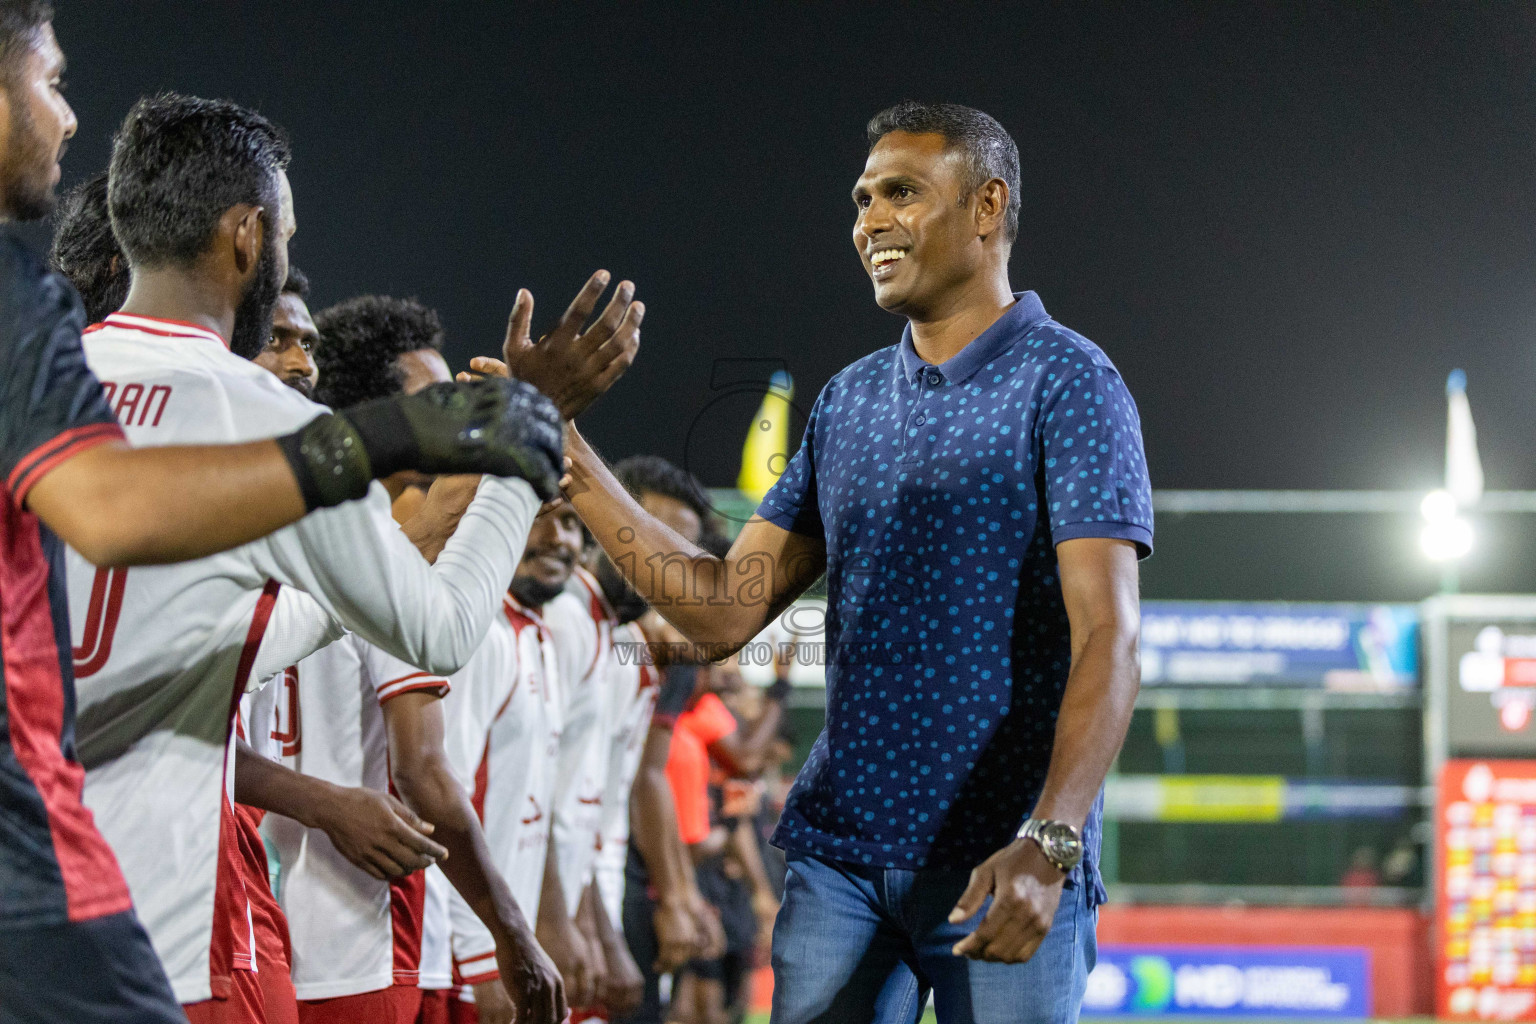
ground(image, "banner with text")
xmin=1140 ymin=601 xmax=1418 ymax=689
xmin=1083 ymin=946 xmax=1371 ymax=1018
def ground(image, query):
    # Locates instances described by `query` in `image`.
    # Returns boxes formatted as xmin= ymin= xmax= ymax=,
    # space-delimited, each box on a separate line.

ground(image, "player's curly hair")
xmin=313 ymin=295 xmax=443 ymax=409
xmin=50 ymin=171 xmax=128 ymax=323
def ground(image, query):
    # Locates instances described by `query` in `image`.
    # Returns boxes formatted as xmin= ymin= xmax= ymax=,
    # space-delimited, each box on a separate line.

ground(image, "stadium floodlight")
xmin=1421 ymin=488 xmax=1458 ymax=525
xmin=1420 ymin=491 xmax=1474 ymax=562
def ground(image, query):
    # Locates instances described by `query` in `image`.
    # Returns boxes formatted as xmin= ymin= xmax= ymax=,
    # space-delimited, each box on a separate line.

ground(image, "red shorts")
xmin=447 ymin=996 xmax=478 ymax=1024
xmin=183 ymin=967 xmax=265 ymax=1024
xmin=418 ymin=988 xmax=452 ymax=1024
xmin=297 ymin=985 xmax=423 ymax=1024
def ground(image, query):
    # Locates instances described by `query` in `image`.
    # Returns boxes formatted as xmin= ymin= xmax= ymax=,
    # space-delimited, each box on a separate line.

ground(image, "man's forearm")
xmin=233 ymin=738 xmax=336 ymax=827
xmin=396 ymin=760 xmax=531 ymax=940
xmin=1028 ymin=625 xmax=1140 ymax=830
xmin=565 ymin=427 xmax=818 ymax=649
xmin=28 ymin=440 xmax=307 ymax=567
xmin=631 ymin=753 xmax=698 ymax=901
xmin=564 ymin=429 xmax=720 ymax=632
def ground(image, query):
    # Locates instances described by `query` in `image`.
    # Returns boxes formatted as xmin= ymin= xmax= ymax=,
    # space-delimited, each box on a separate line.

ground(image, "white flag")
xmin=1446 ymin=369 xmax=1483 ymax=507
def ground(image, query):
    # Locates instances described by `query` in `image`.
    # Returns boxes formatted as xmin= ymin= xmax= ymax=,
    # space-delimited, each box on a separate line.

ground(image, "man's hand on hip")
xmin=947 ymin=838 xmax=1065 ymax=964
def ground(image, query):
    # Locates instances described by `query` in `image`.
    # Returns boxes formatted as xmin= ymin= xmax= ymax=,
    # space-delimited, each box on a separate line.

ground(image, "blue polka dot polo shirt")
xmin=758 ymin=291 xmax=1153 ymax=905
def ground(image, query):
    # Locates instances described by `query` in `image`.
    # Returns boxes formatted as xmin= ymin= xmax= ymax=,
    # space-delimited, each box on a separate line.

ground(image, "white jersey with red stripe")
xmin=261 ymin=635 xmax=450 ymax=999
xmin=543 ymin=569 xmax=615 ymax=917
xmin=440 ymin=594 xmax=562 ymax=985
xmin=595 ymin=622 xmax=661 ymax=922
xmin=68 ymin=314 xmax=538 ymax=1004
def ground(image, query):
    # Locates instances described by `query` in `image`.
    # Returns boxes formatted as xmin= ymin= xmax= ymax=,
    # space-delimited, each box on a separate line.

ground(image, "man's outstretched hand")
xmin=501 ymin=271 xmax=643 ymax=419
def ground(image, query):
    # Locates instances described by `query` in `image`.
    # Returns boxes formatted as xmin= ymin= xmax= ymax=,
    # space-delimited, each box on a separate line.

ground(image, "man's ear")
xmin=230 ymin=204 xmax=265 ymax=276
xmin=975 ymin=178 xmax=1010 ymax=241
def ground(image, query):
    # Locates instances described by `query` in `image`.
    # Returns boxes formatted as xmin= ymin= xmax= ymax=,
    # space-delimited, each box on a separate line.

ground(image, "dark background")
xmin=44 ymin=2 xmax=1536 ymax=502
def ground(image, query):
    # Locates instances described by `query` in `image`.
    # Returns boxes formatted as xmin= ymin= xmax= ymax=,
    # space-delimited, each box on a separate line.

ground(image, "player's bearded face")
xmin=0 ymin=27 xmax=74 ymax=223
xmin=593 ymin=549 xmax=649 ymax=625
xmin=0 ymin=79 xmax=58 ymax=221
xmin=230 ymin=227 xmax=283 ymax=360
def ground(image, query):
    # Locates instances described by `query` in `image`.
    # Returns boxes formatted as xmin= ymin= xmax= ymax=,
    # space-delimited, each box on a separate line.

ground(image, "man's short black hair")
xmin=612 ymin=455 xmax=712 ymax=524
xmin=282 ymin=265 xmax=309 ymax=300
xmin=313 ymin=295 xmax=443 ymax=408
xmin=0 ymin=0 xmax=51 ymax=83
xmin=50 ymin=171 xmax=128 ymax=322
xmin=108 ymin=92 xmax=291 ymax=270
xmin=866 ymin=101 xmax=1021 ymax=243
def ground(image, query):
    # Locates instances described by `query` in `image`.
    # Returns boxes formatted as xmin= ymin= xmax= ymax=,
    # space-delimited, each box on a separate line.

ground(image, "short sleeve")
xmin=651 ymin=665 xmax=697 ymax=729
xmin=1038 ymin=365 xmax=1153 ymax=557
xmin=692 ymin=692 xmax=738 ymax=746
xmin=360 ymin=640 xmax=450 ymax=704
xmin=0 ymin=241 xmax=122 ymax=506
xmin=755 ymin=386 xmax=823 ymax=537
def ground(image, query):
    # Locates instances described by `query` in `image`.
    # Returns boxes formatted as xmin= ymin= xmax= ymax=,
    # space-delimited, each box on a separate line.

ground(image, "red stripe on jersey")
xmin=0 ymin=497 xmax=132 ymax=922
xmin=377 ymin=672 xmax=451 ymax=703
xmin=210 ymin=795 xmax=250 ymax=989
xmin=6 ymin=421 xmax=124 ymax=504
xmin=211 ymin=580 xmax=283 ymax=993
xmin=236 ymin=802 xmax=293 ymax=971
xmin=378 ymin=679 xmax=450 ymax=702
xmin=388 ymin=856 xmax=427 ymax=985
xmin=96 ymin=312 xmax=230 ymax=349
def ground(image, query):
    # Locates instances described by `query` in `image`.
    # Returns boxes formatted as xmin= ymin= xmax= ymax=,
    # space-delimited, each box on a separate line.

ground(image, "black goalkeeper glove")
xmin=276 ymin=377 xmax=563 ymax=511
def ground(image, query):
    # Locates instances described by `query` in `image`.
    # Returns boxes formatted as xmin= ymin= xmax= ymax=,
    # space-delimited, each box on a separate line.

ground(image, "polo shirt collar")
xmin=896 ymin=290 xmax=1049 ymax=385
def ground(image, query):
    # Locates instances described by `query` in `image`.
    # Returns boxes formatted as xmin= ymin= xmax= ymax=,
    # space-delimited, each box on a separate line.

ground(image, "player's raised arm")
xmin=22 ymin=375 xmax=561 ymax=568
xmin=562 ymin=424 xmax=825 ymax=653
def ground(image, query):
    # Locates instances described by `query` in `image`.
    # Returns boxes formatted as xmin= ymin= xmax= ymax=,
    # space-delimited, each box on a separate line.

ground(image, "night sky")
xmin=48 ymin=2 xmax=1536 ymax=495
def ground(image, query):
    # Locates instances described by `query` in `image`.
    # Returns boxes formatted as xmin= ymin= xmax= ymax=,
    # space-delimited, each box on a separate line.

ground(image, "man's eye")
xmin=893 ymin=186 xmax=913 ymax=200
xmin=855 ymin=195 xmax=870 ymax=210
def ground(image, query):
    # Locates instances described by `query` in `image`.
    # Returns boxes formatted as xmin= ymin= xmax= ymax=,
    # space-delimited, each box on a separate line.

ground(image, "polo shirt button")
xmin=915 ymin=414 xmax=927 ymax=425
xmin=927 ymin=370 xmax=941 ymax=384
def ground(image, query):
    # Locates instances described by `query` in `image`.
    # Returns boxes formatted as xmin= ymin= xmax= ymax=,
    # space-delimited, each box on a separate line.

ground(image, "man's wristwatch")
xmin=1017 ymin=819 xmax=1085 ymax=874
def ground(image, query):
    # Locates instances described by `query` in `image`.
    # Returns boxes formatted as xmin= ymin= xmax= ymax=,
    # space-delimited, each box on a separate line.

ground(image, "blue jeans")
xmin=769 ymin=851 xmax=1096 ymax=1024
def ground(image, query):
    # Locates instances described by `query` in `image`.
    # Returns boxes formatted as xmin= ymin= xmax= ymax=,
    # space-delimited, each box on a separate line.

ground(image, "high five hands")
xmin=480 ymin=270 xmax=643 ymax=420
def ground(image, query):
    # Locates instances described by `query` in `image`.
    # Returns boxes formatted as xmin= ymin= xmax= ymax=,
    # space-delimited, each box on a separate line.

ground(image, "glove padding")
xmin=278 ymin=378 xmax=563 ymax=510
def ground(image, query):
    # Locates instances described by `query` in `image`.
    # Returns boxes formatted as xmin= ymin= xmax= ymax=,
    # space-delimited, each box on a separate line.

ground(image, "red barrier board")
xmin=1097 ymin=905 xmax=1431 ymax=1018
xmin=1438 ymin=759 xmax=1536 ymax=1020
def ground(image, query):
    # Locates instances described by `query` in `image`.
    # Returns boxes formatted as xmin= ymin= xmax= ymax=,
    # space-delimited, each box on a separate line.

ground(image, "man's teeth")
xmin=871 ymin=248 xmax=908 ymax=266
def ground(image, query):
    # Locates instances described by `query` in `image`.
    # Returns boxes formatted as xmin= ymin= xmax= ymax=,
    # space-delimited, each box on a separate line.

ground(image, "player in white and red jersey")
xmin=66 ymin=96 xmax=635 ymax=1024
xmin=261 ymin=636 xmax=453 ymax=1015
xmin=438 ymin=499 xmax=581 ymax=1024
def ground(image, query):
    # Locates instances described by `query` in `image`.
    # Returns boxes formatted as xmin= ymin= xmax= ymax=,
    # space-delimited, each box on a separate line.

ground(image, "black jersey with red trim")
xmin=0 ymin=232 xmax=131 ymax=928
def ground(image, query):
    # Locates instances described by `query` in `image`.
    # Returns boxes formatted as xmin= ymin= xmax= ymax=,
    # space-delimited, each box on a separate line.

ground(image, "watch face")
xmin=1041 ymin=823 xmax=1083 ymax=866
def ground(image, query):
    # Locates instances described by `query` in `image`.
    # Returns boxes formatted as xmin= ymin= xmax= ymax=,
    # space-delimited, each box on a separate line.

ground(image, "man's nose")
xmin=288 ymin=347 xmax=317 ymax=380
xmin=60 ymin=98 xmax=77 ymax=141
xmin=859 ymin=197 xmax=896 ymax=238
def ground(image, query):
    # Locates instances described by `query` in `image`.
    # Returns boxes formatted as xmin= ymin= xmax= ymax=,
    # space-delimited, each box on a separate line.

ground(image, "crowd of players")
xmin=0 ymin=4 xmax=798 ymax=1024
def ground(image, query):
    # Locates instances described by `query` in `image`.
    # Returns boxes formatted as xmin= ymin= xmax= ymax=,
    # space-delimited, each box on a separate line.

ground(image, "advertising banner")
xmin=1082 ymin=946 xmax=1371 ymax=1018
xmin=1437 ymin=759 xmax=1536 ymax=1021
xmin=1140 ymin=601 xmax=1417 ymax=688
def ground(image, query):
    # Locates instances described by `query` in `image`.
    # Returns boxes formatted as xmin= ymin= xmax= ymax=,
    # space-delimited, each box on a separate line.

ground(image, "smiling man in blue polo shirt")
xmin=566 ymin=101 xmax=1152 ymax=1024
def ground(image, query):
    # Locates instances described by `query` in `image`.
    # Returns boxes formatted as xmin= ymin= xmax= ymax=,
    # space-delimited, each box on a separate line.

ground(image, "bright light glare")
xmin=1421 ymin=517 xmax=1474 ymax=561
xmin=1422 ymin=489 xmax=1458 ymax=524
